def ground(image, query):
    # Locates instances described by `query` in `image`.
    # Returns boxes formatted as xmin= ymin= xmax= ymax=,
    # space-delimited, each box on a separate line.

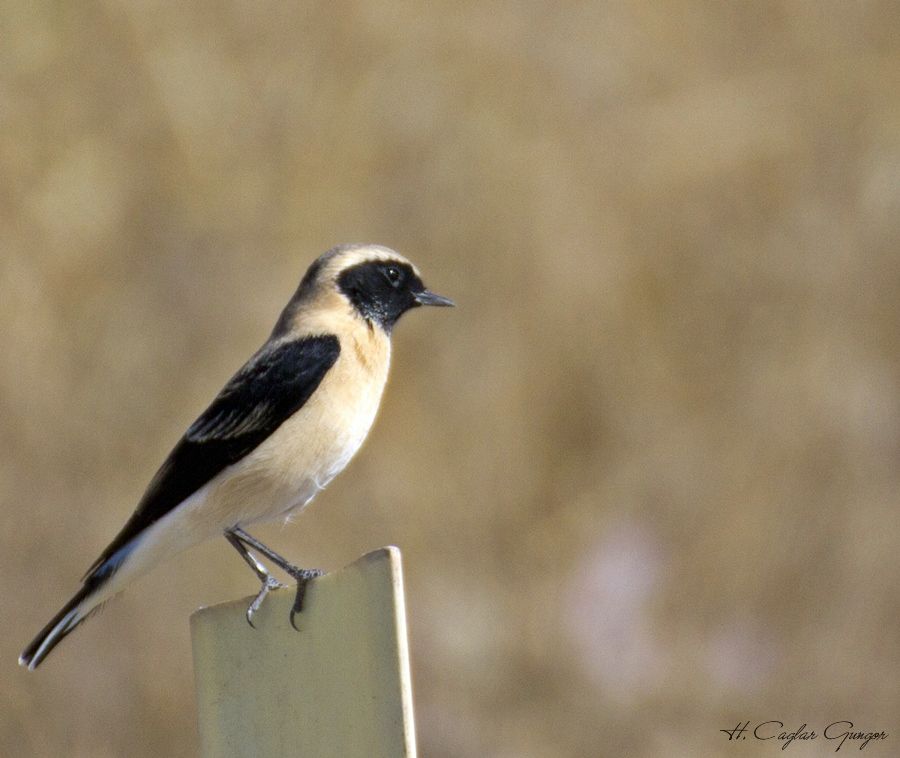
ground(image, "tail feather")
xmin=19 ymin=584 xmax=96 ymax=671
xmin=20 ymin=491 xmax=204 ymax=670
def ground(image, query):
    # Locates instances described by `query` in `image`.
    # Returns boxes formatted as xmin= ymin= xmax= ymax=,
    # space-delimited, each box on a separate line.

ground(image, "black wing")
xmin=86 ymin=334 xmax=340 ymax=580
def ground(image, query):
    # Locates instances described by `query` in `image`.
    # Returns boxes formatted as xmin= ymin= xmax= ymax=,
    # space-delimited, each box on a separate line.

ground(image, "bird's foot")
xmin=226 ymin=527 xmax=324 ymax=630
xmin=245 ymin=574 xmax=287 ymax=628
xmin=285 ymin=567 xmax=325 ymax=630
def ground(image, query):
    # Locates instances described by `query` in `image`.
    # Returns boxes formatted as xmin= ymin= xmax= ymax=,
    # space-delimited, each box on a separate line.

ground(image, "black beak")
xmin=414 ymin=290 xmax=455 ymax=307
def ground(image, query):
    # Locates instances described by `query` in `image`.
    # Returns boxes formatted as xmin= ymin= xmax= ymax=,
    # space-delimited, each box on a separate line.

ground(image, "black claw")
xmin=289 ymin=579 xmax=309 ymax=631
xmin=289 ymin=593 xmax=304 ymax=631
xmin=288 ymin=571 xmax=323 ymax=631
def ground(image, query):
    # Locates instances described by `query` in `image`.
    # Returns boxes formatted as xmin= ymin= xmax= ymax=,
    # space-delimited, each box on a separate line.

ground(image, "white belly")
xmin=234 ymin=388 xmax=381 ymax=525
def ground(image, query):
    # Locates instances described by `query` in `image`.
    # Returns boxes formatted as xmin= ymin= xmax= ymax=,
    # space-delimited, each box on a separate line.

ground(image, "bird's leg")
xmin=225 ymin=531 xmax=287 ymax=627
xmin=229 ymin=527 xmax=325 ymax=630
xmin=226 ymin=530 xmax=280 ymax=583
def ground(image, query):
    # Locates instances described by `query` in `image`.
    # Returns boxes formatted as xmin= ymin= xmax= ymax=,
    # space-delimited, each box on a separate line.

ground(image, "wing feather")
xmin=84 ymin=334 xmax=340 ymax=579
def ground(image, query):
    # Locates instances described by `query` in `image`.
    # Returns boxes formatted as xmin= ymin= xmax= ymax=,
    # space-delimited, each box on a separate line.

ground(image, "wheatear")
xmin=20 ymin=243 xmax=452 ymax=670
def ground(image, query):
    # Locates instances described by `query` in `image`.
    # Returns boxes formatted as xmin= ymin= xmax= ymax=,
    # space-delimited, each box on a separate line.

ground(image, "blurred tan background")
xmin=3 ymin=2 xmax=900 ymax=756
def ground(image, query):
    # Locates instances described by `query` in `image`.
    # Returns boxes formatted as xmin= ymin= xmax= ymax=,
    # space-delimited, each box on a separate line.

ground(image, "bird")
xmin=19 ymin=243 xmax=453 ymax=670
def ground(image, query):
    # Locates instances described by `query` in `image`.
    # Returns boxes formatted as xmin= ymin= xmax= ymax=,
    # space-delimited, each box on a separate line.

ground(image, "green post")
xmin=191 ymin=547 xmax=417 ymax=757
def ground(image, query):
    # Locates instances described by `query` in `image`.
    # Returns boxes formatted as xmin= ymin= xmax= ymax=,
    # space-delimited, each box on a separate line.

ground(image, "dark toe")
xmin=289 ymin=577 xmax=317 ymax=631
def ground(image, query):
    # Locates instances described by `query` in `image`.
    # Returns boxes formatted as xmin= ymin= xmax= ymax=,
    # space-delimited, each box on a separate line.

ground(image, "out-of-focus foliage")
xmin=3 ymin=2 xmax=900 ymax=756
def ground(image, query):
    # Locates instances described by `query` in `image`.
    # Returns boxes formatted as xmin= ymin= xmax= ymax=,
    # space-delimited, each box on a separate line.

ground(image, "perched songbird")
xmin=20 ymin=244 xmax=453 ymax=670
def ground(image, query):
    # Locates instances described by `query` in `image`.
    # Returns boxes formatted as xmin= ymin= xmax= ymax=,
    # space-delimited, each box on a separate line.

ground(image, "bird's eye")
xmin=384 ymin=266 xmax=402 ymax=287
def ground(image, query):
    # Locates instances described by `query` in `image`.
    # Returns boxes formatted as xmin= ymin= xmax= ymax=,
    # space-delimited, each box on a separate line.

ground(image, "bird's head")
xmin=290 ymin=244 xmax=453 ymax=334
